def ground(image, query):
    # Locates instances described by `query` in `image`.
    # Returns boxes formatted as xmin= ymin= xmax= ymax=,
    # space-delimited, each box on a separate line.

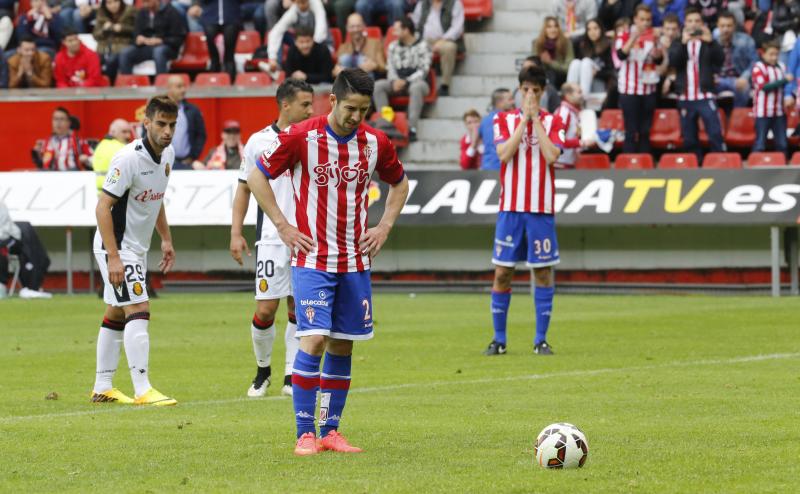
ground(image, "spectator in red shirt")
xmin=459 ymin=108 xmax=483 ymax=170
xmin=54 ymin=28 xmax=104 ymax=87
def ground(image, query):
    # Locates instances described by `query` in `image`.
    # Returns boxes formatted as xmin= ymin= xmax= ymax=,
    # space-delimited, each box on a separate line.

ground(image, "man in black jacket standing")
xmin=118 ymin=0 xmax=187 ymax=75
xmin=668 ymin=7 xmax=725 ymax=160
xmin=166 ymin=74 xmax=207 ymax=169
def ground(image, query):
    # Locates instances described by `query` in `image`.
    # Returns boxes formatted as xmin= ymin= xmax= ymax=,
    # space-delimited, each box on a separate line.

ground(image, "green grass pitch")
xmin=2 ymin=293 xmax=799 ymax=493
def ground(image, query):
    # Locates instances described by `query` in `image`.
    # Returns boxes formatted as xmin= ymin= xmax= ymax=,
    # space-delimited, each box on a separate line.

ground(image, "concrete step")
xmin=400 ymin=140 xmax=461 ymax=162
xmin=450 ymin=74 xmax=518 ymax=96
xmin=425 ymin=96 xmax=489 ymax=119
xmin=494 ymin=0 xmax=549 ymax=11
xmin=464 ymin=32 xmax=531 ymax=54
xmin=459 ymin=52 xmax=529 ymax=76
xmin=417 ymin=118 xmax=467 ymax=141
xmin=486 ymin=11 xmax=545 ymax=32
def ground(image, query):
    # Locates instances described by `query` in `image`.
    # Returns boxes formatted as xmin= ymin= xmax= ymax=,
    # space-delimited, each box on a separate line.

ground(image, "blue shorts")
xmin=292 ymin=267 xmax=374 ymax=341
xmin=492 ymin=212 xmax=560 ymax=268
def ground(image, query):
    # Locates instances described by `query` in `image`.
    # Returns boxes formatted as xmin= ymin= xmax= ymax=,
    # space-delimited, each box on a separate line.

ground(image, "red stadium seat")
xmin=330 ymin=28 xmax=342 ymax=52
xmin=790 ymin=151 xmax=800 ymax=165
xmin=463 ymin=0 xmax=493 ymax=20
xmin=575 ymin=153 xmax=611 ymax=170
xmin=389 ymin=69 xmax=438 ymax=106
xmin=650 ymin=109 xmax=682 ymax=149
xmin=724 ymin=108 xmax=756 ymax=148
xmin=786 ymin=107 xmax=800 ymax=147
xmin=598 ymin=109 xmax=624 ymax=149
xmin=658 ymin=153 xmax=698 ymax=169
xmin=383 ymin=28 xmax=398 ymax=57
xmin=194 ymin=72 xmax=231 ymax=87
xmin=235 ymin=30 xmax=261 ymax=54
xmin=370 ymin=111 xmax=410 ymax=148
xmin=702 ymin=152 xmax=742 ymax=169
xmin=170 ymin=32 xmax=210 ymax=72
xmin=698 ymin=109 xmax=727 ymax=146
xmin=615 ymin=153 xmax=654 ymax=169
xmin=114 ymin=74 xmax=150 ymax=88
xmin=747 ymin=152 xmax=786 ymax=167
xmin=234 ymin=72 xmax=272 ymax=87
xmin=100 ymin=75 xmax=111 ymax=87
xmin=154 ymin=73 xmax=190 ymax=87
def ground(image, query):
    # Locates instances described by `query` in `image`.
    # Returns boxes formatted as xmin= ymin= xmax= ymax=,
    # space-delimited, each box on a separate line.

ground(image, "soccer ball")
xmin=534 ymin=423 xmax=589 ymax=469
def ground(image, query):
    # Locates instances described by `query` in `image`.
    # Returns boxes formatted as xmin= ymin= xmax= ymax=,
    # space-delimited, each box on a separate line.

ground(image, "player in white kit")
xmin=230 ymin=79 xmax=315 ymax=397
xmin=91 ymin=95 xmax=178 ymax=406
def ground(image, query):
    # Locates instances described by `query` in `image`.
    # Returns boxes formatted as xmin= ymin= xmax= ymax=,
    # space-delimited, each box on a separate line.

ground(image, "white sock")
xmin=93 ymin=326 xmax=123 ymax=393
xmin=284 ymin=321 xmax=299 ymax=377
xmin=124 ymin=315 xmax=152 ymax=397
xmin=252 ymin=317 xmax=276 ymax=368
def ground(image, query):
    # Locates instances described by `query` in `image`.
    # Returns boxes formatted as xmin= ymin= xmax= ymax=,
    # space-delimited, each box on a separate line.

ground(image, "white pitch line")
xmin=2 ymin=352 xmax=798 ymax=425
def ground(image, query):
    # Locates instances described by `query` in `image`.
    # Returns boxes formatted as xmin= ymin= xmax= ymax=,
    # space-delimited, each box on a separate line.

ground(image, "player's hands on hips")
xmin=108 ymin=254 xmax=124 ymax=287
xmin=360 ymin=223 xmax=391 ymax=258
xmin=159 ymin=240 xmax=175 ymax=274
xmin=278 ymin=223 xmax=315 ymax=255
xmin=230 ymin=233 xmax=251 ymax=266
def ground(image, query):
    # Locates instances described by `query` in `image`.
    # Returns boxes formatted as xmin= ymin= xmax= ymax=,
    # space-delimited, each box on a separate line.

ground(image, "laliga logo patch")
xmin=305 ymin=306 xmax=315 ymax=324
xmin=263 ymin=139 xmax=280 ymax=158
xmin=259 ymin=279 xmax=268 ymax=293
xmin=106 ymin=168 xmax=121 ymax=185
xmin=132 ymin=282 xmax=144 ymax=296
xmin=367 ymin=181 xmax=382 ymax=207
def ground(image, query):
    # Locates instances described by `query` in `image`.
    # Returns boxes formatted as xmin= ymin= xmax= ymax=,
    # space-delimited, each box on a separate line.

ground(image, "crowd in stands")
xmin=460 ymin=0 xmax=800 ymax=170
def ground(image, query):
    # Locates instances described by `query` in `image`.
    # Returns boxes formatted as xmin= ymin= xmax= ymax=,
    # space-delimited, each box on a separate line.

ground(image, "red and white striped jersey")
xmin=680 ymin=40 xmax=714 ymax=101
xmin=493 ymin=109 xmax=565 ymax=214
xmin=257 ymin=115 xmax=405 ymax=273
xmin=615 ymin=30 xmax=658 ymax=96
xmin=554 ymin=101 xmax=581 ymax=167
xmin=752 ymin=61 xmax=787 ymax=118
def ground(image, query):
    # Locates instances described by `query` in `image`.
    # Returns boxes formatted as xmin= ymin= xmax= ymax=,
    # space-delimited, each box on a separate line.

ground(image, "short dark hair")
xmin=145 ymin=95 xmax=178 ymax=119
xmin=762 ymin=40 xmax=781 ymax=52
xmin=276 ymin=78 xmax=314 ymax=106
xmin=294 ymin=25 xmax=314 ymax=39
xmin=717 ymin=10 xmax=736 ymax=23
xmin=662 ymin=13 xmax=680 ymax=26
xmin=332 ymin=68 xmax=374 ymax=100
xmin=524 ymin=55 xmax=541 ymax=66
xmin=633 ymin=4 xmax=652 ymax=17
xmin=463 ymin=108 xmax=481 ymax=121
xmin=54 ymin=106 xmax=70 ymax=117
xmin=684 ymin=6 xmax=702 ymax=18
xmin=20 ymin=35 xmax=37 ymax=45
xmin=398 ymin=16 xmax=415 ymax=36
xmin=518 ymin=65 xmax=547 ymax=89
xmin=491 ymin=88 xmax=510 ymax=107
xmin=61 ymin=27 xmax=78 ymax=39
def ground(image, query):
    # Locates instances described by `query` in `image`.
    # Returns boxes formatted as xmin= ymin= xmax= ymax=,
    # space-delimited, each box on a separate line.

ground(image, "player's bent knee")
xmin=326 ymin=338 xmax=353 ymax=356
xmin=494 ymin=266 xmax=514 ymax=289
xmin=300 ymin=335 xmax=326 ymax=356
xmin=533 ymin=267 xmax=554 ymax=287
xmin=255 ymin=299 xmax=279 ymax=321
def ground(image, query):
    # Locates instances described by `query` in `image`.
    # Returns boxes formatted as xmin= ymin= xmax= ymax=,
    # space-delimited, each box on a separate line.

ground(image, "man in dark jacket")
xmin=200 ymin=0 xmax=241 ymax=79
xmin=118 ymin=0 xmax=186 ymax=74
xmin=283 ymin=25 xmax=333 ymax=84
xmin=166 ymin=74 xmax=207 ymax=168
xmin=668 ymin=7 xmax=725 ymax=160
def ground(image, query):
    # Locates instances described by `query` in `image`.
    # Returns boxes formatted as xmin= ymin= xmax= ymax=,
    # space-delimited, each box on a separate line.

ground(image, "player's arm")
xmin=155 ymin=203 xmax=175 ymax=274
xmin=496 ymin=114 xmax=528 ymax=164
xmin=96 ymin=192 xmax=124 ymax=286
xmin=230 ymin=180 xmax=252 ymax=266
xmin=533 ymin=118 xmax=562 ymax=166
xmin=360 ymin=175 xmax=409 ymax=258
xmin=247 ymin=167 xmax=314 ymax=254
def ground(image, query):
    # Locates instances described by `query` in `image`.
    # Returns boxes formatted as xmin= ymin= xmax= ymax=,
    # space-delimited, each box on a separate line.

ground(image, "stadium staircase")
xmin=400 ymin=0 xmax=548 ymax=169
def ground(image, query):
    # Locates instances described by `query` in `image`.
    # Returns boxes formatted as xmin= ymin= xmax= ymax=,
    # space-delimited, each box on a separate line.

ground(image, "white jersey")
xmin=93 ymin=138 xmax=174 ymax=256
xmin=240 ymin=123 xmax=296 ymax=245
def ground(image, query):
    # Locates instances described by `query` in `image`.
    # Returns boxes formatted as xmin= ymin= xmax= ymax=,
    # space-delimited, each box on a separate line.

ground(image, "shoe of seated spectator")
xmin=439 ymin=84 xmax=449 ymax=97
xmin=19 ymin=287 xmax=53 ymax=299
xmin=409 ymin=128 xmax=418 ymax=142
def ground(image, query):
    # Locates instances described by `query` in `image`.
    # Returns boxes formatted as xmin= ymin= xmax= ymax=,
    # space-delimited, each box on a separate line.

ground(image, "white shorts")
xmin=254 ymin=243 xmax=292 ymax=300
xmin=94 ymin=250 xmax=149 ymax=307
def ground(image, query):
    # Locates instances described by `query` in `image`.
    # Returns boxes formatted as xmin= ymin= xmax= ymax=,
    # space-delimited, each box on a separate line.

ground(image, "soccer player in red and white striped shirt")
xmin=751 ymin=41 xmax=795 ymax=154
xmin=484 ymin=65 xmax=565 ymax=357
xmin=615 ymin=4 xmax=663 ymax=153
xmin=667 ymin=7 xmax=726 ymax=159
xmin=247 ymin=69 xmax=409 ymax=456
